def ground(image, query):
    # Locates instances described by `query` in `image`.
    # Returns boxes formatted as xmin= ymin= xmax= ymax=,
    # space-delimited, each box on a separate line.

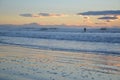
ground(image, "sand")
xmin=0 ymin=45 xmax=120 ymax=80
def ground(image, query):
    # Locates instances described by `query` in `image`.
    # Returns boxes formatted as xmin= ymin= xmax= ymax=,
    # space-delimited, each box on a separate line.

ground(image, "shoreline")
xmin=0 ymin=45 xmax=120 ymax=80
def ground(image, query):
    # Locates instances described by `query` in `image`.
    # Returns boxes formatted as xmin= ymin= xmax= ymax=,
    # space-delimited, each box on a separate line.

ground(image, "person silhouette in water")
xmin=84 ymin=28 xmax=86 ymax=32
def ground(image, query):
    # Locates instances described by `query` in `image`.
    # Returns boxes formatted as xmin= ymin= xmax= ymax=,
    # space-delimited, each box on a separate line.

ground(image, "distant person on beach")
xmin=84 ymin=28 xmax=86 ymax=32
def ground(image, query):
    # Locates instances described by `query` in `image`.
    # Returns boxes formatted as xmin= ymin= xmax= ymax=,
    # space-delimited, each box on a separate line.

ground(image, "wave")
xmin=0 ymin=36 xmax=120 ymax=55
xmin=1 ymin=31 xmax=120 ymax=43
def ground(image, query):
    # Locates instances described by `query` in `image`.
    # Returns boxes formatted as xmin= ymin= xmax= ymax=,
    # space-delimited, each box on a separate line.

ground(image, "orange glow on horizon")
xmin=0 ymin=14 xmax=120 ymax=27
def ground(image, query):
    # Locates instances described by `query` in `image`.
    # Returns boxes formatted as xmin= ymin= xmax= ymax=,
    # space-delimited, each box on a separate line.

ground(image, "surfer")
xmin=84 ymin=28 xmax=86 ymax=32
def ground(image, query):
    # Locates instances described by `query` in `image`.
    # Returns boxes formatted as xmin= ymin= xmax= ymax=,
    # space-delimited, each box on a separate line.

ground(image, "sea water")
xmin=0 ymin=26 xmax=120 ymax=55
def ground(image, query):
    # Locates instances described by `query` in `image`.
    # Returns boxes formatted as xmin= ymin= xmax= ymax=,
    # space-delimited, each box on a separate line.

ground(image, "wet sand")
xmin=0 ymin=45 xmax=120 ymax=80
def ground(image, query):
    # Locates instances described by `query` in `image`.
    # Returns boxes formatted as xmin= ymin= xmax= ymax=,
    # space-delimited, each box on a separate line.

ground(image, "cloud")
xmin=20 ymin=13 xmax=67 ymax=18
xmin=39 ymin=13 xmax=67 ymax=17
xmin=106 ymin=20 xmax=115 ymax=22
xmin=20 ymin=14 xmax=33 ymax=17
xmin=39 ymin=13 xmax=50 ymax=16
xmin=98 ymin=16 xmax=118 ymax=20
xmin=77 ymin=10 xmax=120 ymax=15
xmin=83 ymin=16 xmax=89 ymax=19
xmin=95 ymin=22 xmax=106 ymax=25
xmin=82 ymin=16 xmax=93 ymax=24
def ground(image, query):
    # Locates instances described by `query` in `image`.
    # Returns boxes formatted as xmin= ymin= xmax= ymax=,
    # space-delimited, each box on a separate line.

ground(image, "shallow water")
xmin=0 ymin=36 xmax=120 ymax=55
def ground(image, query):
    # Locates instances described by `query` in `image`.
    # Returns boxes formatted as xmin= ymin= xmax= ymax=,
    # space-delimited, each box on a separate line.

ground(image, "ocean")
xmin=0 ymin=26 xmax=120 ymax=55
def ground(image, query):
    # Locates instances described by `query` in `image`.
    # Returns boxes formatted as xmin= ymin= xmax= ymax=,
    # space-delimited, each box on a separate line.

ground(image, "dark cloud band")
xmin=20 ymin=13 xmax=66 ymax=17
xmin=39 ymin=13 xmax=50 ymax=16
xmin=39 ymin=13 xmax=65 ymax=17
xmin=20 ymin=14 xmax=33 ymax=17
xmin=98 ymin=16 xmax=118 ymax=20
xmin=78 ymin=10 xmax=120 ymax=15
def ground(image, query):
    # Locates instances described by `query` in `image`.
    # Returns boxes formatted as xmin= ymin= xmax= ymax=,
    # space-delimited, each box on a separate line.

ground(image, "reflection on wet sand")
xmin=0 ymin=45 xmax=120 ymax=80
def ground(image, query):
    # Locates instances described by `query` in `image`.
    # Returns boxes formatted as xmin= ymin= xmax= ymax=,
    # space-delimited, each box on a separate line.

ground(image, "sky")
xmin=0 ymin=0 xmax=120 ymax=27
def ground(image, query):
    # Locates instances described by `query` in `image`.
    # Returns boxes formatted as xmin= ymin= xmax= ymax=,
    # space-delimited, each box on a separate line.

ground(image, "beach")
xmin=0 ymin=45 xmax=120 ymax=80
